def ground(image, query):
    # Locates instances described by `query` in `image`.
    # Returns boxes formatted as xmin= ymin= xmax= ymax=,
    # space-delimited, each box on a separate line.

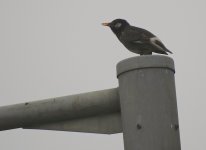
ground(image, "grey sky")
xmin=0 ymin=0 xmax=206 ymax=150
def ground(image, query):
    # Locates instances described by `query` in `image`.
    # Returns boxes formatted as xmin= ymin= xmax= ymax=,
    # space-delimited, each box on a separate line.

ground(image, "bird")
xmin=102 ymin=19 xmax=172 ymax=55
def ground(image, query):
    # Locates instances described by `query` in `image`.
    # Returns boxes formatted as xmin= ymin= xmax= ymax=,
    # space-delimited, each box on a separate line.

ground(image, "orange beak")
xmin=102 ymin=22 xmax=110 ymax=26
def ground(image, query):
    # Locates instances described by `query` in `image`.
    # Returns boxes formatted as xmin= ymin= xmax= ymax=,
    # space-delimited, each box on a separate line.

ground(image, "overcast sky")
xmin=0 ymin=0 xmax=206 ymax=150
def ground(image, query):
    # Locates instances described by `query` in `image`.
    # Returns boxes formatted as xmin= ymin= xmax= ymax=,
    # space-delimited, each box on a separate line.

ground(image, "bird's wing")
xmin=122 ymin=26 xmax=172 ymax=54
xmin=121 ymin=26 xmax=154 ymax=42
xmin=149 ymin=37 xmax=172 ymax=54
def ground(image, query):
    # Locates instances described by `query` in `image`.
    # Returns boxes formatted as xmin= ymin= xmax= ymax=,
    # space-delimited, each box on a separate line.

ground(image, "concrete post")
xmin=117 ymin=55 xmax=181 ymax=150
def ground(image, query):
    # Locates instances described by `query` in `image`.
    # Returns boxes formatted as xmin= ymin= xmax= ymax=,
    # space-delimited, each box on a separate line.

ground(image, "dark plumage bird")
xmin=102 ymin=19 xmax=172 ymax=55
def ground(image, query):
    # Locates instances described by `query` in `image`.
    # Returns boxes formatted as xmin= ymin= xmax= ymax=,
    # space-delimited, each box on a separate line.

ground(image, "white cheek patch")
xmin=115 ymin=22 xmax=122 ymax=28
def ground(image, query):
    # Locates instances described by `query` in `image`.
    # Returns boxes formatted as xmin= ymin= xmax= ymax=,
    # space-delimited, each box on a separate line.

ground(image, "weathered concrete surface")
xmin=117 ymin=55 xmax=181 ymax=150
xmin=0 ymin=88 xmax=120 ymax=132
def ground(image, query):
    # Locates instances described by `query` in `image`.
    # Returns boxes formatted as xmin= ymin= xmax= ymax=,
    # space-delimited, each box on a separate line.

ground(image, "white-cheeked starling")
xmin=102 ymin=19 xmax=172 ymax=55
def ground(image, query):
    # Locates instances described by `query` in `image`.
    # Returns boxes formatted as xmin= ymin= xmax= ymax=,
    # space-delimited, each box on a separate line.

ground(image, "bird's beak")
xmin=102 ymin=22 xmax=110 ymax=27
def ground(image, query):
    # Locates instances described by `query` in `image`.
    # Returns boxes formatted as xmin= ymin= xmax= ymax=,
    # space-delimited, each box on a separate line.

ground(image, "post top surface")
xmin=116 ymin=55 xmax=175 ymax=77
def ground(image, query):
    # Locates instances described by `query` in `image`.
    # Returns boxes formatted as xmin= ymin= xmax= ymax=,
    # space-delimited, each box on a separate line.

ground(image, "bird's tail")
xmin=165 ymin=48 xmax=173 ymax=54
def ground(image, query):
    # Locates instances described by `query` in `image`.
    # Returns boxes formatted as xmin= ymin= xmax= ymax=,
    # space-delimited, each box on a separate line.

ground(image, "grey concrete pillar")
xmin=117 ymin=55 xmax=181 ymax=150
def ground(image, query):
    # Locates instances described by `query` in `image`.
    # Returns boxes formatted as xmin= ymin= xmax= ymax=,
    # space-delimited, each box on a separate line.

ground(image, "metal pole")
xmin=117 ymin=55 xmax=181 ymax=150
xmin=0 ymin=88 xmax=120 ymax=131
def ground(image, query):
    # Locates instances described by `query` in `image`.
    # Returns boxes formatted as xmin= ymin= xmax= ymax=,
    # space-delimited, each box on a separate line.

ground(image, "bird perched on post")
xmin=102 ymin=19 xmax=172 ymax=55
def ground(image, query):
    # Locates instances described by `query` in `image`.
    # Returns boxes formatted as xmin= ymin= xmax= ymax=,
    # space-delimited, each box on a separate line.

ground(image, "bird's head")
xmin=102 ymin=19 xmax=130 ymax=37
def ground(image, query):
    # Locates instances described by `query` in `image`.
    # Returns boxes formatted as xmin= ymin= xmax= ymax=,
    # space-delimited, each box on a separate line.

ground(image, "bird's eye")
xmin=114 ymin=22 xmax=122 ymax=28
